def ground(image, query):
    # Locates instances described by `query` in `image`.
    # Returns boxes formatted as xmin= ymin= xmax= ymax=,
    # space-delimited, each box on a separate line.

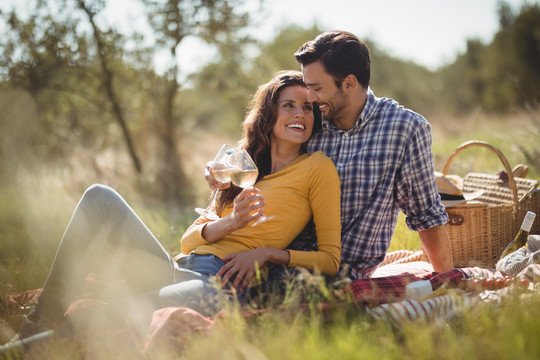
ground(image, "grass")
xmin=1 ymin=111 xmax=540 ymax=359
xmin=146 ymin=288 xmax=540 ymax=360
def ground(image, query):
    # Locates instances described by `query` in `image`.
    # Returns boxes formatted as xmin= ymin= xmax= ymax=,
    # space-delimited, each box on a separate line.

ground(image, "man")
xmin=290 ymin=30 xmax=453 ymax=279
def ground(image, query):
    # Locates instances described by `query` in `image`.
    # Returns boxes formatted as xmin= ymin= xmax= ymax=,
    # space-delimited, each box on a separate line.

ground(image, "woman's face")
xmin=271 ymin=85 xmax=314 ymax=148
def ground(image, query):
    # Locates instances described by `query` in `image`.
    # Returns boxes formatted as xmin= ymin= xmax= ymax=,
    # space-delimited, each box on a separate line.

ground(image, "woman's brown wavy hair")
xmin=216 ymin=70 xmax=321 ymax=214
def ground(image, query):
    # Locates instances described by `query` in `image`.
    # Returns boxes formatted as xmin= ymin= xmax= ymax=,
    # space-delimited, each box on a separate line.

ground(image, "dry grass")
xmin=1 ymin=109 xmax=540 ymax=359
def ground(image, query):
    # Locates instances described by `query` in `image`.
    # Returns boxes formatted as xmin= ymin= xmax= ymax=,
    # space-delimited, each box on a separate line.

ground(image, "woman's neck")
xmin=270 ymin=144 xmax=303 ymax=174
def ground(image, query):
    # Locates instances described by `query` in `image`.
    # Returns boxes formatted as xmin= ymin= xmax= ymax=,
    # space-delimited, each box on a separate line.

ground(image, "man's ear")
xmin=343 ymin=74 xmax=358 ymax=91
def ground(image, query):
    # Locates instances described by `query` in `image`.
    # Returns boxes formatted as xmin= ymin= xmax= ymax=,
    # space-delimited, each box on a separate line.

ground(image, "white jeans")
xmin=32 ymin=184 xmax=227 ymax=324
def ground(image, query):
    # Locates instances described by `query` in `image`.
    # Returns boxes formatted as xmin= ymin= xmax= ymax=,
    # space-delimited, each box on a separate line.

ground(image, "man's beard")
xmin=323 ymin=89 xmax=349 ymax=122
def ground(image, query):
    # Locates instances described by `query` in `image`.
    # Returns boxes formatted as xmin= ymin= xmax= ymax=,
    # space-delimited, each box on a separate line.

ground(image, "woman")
xmin=181 ymin=70 xmax=341 ymax=292
xmin=10 ymin=70 xmax=341 ymax=343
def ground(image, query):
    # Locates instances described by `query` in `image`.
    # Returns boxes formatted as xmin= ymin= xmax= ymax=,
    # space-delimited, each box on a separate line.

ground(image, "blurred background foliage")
xmin=0 ymin=0 xmax=539 ymax=288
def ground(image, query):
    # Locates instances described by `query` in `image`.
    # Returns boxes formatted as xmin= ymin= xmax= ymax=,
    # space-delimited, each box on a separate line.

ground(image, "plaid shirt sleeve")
xmin=395 ymin=119 xmax=448 ymax=231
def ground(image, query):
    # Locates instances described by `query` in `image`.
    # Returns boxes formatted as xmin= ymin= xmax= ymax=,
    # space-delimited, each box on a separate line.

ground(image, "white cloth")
xmin=496 ymin=235 xmax=540 ymax=276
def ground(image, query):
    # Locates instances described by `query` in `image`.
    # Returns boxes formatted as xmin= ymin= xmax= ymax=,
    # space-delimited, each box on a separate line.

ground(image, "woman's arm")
xmin=287 ymin=153 xmax=342 ymax=275
xmin=181 ymin=188 xmax=266 ymax=253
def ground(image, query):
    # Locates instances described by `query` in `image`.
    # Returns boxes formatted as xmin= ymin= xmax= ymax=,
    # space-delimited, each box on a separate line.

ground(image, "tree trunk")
xmin=156 ymin=45 xmax=191 ymax=203
xmin=79 ymin=1 xmax=142 ymax=174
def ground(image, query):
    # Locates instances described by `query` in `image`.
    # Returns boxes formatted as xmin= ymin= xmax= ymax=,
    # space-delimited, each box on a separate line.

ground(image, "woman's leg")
xmin=131 ymin=254 xmax=228 ymax=316
xmin=30 ymin=184 xmax=198 ymax=325
xmin=128 ymin=254 xmax=237 ymax=318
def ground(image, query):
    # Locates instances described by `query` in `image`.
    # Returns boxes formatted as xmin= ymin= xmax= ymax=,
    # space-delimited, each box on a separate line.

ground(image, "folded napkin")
xmin=496 ymin=235 xmax=540 ymax=276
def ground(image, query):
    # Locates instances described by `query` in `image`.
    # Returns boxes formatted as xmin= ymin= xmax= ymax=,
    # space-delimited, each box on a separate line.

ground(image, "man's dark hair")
xmin=294 ymin=30 xmax=371 ymax=89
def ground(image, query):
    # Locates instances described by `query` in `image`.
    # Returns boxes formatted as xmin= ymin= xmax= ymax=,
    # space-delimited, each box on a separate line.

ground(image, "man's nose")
xmin=307 ymin=89 xmax=318 ymax=103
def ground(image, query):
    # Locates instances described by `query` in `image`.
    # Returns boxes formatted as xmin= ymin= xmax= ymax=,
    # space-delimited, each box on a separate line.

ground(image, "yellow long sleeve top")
xmin=181 ymin=151 xmax=341 ymax=275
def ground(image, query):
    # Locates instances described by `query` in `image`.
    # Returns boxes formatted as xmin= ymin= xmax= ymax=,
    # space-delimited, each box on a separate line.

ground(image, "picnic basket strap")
xmin=441 ymin=140 xmax=519 ymax=205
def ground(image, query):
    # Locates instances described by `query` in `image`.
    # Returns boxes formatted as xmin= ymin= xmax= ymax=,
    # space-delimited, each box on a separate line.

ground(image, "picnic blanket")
xmin=4 ymin=250 xmax=540 ymax=356
xmin=360 ymin=250 xmax=540 ymax=324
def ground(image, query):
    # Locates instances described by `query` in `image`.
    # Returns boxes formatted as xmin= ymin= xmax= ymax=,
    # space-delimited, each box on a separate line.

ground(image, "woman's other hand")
xmin=217 ymin=248 xmax=268 ymax=291
xmin=205 ymin=161 xmax=231 ymax=191
xmin=217 ymin=248 xmax=290 ymax=291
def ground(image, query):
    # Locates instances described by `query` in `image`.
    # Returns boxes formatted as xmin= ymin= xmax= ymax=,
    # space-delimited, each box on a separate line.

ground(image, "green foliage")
xmin=441 ymin=2 xmax=540 ymax=113
xmin=2 ymin=0 xmax=539 ymax=200
xmin=250 ymin=24 xmax=323 ymax=78
xmin=189 ymin=24 xmax=324 ymax=134
xmin=5 ymin=286 xmax=539 ymax=359
xmin=370 ymin=42 xmax=440 ymax=115
xmin=508 ymin=4 xmax=540 ymax=107
xmin=2 ymin=2 xmax=540 ymax=358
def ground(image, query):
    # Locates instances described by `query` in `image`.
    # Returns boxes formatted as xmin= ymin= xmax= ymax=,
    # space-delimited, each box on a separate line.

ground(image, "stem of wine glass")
xmin=208 ymin=187 xmax=219 ymax=211
xmin=251 ymin=214 xmax=276 ymax=227
xmin=195 ymin=187 xmax=220 ymax=220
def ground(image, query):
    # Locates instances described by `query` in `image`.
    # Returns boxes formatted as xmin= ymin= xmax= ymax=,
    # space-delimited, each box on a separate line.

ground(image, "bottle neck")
xmin=521 ymin=212 xmax=536 ymax=232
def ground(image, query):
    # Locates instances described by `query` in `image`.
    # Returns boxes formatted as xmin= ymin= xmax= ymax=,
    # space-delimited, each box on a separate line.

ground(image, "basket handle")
xmin=442 ymin=140 xmax=519 ymax=204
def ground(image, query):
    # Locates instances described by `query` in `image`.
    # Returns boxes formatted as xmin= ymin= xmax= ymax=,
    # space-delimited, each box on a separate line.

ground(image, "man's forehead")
xmin=302 ymin=63 xmax=329 ymax=85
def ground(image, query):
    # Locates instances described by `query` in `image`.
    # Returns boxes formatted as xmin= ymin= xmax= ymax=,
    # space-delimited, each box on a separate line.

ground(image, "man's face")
xmin=302 ymin=60 xmax=349 ymax=123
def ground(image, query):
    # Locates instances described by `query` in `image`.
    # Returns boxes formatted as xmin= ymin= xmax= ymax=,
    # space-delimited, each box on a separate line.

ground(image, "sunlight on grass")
xmin=431 ymin=114 xmax=539 ymax=179
xmin=174 ymin=286 xmax=540 ymax=360
xmin=388 ymin=212 xmax=421 ymax=252
xmin=1 ymin=112 xmax=540 ymax=359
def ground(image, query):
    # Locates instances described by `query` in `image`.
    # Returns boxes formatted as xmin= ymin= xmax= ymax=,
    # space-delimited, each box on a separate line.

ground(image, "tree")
xmin=477 ymin=2 xmax=540 ymax=112
xmin=251 ymin=24 xmax=322 ymax=79
xmin=187 ymin=24 xmax=322 ymax=134
xmin=481 ymin=2 xmax=520 ymax=111
xmin=77 ymin=0 xmax=142 ymax=173
xmin=0 ymin=0 xmax=149 ymax=176
xmin=0 ymin=1 xmax=100 ymax=159
xmin=141 ymin=0 xmax=255 ymax=201
xmin=509 ymin=4 xmax=540 ymax=108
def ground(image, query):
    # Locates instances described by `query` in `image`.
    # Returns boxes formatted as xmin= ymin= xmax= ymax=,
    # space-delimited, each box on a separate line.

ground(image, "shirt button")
xmin=338 ymin=162 xmax=344 ymax=167
xmin=344 ymin=133 xmax=349 ymax=137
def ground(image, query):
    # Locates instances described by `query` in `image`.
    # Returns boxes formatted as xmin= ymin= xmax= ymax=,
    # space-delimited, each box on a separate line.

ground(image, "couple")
xmin=9 ymin=30 xmax=452 ymax=344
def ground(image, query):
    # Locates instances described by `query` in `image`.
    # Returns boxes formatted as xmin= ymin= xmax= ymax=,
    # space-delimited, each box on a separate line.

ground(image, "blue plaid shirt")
xmin=290 ymin=89 xmax=448 ymax=279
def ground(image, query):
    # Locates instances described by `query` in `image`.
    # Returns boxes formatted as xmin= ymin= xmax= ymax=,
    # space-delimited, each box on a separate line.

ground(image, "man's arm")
xmin=419 ymin=225 xmax=453 ymax=272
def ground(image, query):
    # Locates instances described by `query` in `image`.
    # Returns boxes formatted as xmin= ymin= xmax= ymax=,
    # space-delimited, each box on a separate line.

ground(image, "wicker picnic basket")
xmin=438 ymin=141 xmax=540 ymax=269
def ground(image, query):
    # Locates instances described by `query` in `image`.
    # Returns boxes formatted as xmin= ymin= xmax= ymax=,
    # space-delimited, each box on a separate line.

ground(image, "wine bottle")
xmin=499 ymin=211 xmax=536 ymax=260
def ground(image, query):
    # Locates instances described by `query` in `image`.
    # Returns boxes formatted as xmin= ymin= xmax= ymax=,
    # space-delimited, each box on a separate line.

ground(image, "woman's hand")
xmin=229 ymin=188 xmax=265 ymax=229
xmin=217 ymin=248 xmax=269 ymax=291
xmin=200 ymin=188 xmax=265 ymax=243
xmin=205 ymin=161 xmax=231 ymax=191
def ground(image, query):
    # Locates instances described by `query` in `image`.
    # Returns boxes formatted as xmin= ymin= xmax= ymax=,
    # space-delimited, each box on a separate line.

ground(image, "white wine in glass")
xmin=230 ymin=149 xmax=275 ymax=227
xmin=195 ymin=144 xmax=238 ymax=220
xmin=229 ymin=169 xmax=258 ymax=188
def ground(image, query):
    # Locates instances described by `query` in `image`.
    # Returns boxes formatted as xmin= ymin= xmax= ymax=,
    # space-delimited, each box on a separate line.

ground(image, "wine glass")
xmin=195 ymin=144 xmax=238 ymax=220
xmin=229 ymin=148 xmax=275 ymax=227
